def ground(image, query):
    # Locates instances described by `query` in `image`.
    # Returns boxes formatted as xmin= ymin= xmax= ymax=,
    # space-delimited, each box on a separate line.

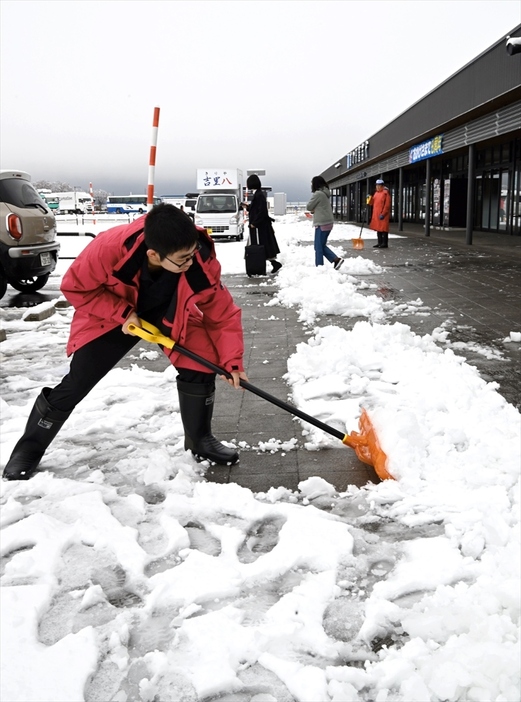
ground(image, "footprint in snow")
xmin=237 ymin=515 xmax=287 ymax=564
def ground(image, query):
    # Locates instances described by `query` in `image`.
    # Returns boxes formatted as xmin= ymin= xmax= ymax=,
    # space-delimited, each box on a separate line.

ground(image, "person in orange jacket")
xmin=368 ymin=179 xmax=391 ymax=248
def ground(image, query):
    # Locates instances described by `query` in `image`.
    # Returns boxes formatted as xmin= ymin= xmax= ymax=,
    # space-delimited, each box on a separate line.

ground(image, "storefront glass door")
xmin=478 ymin=170 xmax=501 ymax=230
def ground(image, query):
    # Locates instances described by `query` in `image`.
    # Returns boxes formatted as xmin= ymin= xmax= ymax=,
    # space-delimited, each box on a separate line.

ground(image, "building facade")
xmin=321 ymin=25 xmax=521 ymax=241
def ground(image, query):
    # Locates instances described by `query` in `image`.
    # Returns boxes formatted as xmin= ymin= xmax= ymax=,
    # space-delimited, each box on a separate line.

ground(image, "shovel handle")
xmin=127 ymin=320 xmax=346 ymax=443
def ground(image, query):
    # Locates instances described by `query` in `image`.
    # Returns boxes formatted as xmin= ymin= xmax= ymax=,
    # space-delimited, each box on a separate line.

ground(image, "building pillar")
xmin=398 ymin=167 xmax=403 ymax=231
xmin=466 ymin=143 xmax=476 ymax=245
xmin=366 ymin=177 xmax=370 ymax=224
xmin=425 ymin=159 xmax=431 ymax=237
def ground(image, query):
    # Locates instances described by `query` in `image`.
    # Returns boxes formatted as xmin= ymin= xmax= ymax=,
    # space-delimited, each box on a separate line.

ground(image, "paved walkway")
xmin=206 ymin=277 xmax=377 ymax=493
xmin=388 ymin=221 xmax=521 ymax=260
xmin=205 ymin=226 xmax=521 ymax=493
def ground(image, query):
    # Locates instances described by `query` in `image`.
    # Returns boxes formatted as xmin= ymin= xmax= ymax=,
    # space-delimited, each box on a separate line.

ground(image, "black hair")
xmin=144 ymin=203 xmax=199 ymax=258
xmin=246 ymin=174 xmax=261 ymax=190
xmin=311 ymin=176 xmax=328 ymax=193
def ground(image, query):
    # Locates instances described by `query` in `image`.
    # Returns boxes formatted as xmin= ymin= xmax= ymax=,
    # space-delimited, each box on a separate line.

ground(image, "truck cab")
xmin=183 ymin=193 xmax=198 ymax=220
xmin=194 ymin=169 xmax=244 ymax=241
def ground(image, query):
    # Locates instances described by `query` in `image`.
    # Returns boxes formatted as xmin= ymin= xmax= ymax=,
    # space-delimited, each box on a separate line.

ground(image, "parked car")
xmin=0 ymin=170 xmax=60 ymax=299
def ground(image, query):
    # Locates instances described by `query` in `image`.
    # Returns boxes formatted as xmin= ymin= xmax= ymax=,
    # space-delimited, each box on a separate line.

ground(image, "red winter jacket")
xmin=369 ymin=188 xmax=391 ymax=232
xmin=60 ymin=215 xmax=244 ymax=373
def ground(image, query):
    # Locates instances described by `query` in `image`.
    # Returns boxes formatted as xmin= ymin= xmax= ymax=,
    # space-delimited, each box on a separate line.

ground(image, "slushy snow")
xmin=0 ymin=214 xmax=519 ymax=702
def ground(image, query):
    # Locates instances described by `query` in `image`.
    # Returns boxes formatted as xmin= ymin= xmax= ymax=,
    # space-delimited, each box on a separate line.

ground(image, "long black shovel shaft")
xmin=174 ymin=342 xmax=346 ymax=442
xmin=241 ymin=380 xmax=346 ymax=442
xmin=359 ymin=206 xmax=367 ymax=236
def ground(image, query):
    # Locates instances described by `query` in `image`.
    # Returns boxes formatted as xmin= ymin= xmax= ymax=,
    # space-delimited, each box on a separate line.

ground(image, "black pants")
xmin=48 ymin=326 xmax=215 ymax=413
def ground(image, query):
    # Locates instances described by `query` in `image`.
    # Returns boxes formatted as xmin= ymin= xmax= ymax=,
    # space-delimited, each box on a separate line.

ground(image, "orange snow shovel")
xmin=128 ymin=319 xmax=393 ymax=481
xmin=352 ymin=211 xmax=366 ymax=250
xmin=352 ymin=235 xmax=364 ymax=250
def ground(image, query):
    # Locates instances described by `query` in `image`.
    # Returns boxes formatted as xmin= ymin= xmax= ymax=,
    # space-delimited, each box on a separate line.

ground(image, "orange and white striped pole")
xmin=147 ymin=107 xmax=160 ymax=212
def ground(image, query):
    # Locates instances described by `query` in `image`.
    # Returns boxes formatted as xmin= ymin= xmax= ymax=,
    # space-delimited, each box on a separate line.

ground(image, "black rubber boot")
xmin=380 ymin=232 xmax=389 ymax=248
xmin=270 ymin=260 xmax=282 ymax=273
xmin=3 ymin=388 xmax=71 ymax=480
xmin=177 ymin=380 xmax=239 ymax=465
xmin=373 ymin=233 xmax=383 ymax=248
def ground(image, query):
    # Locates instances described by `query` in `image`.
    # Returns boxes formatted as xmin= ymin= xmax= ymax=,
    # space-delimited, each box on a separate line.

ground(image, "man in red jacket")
xmin=3 ymin=204 xmax=248 ymax=480
xmin=368 ymin=179 xmax=391 ymax=248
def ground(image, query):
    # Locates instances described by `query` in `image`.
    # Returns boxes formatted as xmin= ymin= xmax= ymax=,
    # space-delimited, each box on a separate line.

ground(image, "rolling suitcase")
xmin=245 ymin=227 xmax=266 ymax=277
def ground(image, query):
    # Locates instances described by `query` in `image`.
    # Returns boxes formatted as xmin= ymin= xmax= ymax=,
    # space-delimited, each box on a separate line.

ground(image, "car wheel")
xmin=0 ymin=273 xmax=7 ymax=300
xmin=7 ymin=274 xmax=51 ymax=293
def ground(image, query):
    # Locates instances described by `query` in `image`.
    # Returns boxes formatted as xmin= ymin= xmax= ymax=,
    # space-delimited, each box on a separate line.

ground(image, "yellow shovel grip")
xmin=127 ymin=320 xmax=176 ymax=349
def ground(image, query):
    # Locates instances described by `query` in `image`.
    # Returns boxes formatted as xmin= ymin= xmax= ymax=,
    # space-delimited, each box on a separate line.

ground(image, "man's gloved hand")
xmin=379 ymin=214 xmax=384 ymax=220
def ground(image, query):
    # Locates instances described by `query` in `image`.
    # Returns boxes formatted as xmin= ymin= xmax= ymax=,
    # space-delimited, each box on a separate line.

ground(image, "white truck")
xmin=45 ymin=191 xmax=94 ymax=215
xmin=194 ymin=169 xmax=244 ymax=240
xmin=161 ymin=194 xmax=197 ymax=220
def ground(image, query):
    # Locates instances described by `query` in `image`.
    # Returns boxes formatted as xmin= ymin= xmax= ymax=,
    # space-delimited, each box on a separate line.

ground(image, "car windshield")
xmin=0 ymin=178 xmax=49 ymax=210
xmin=197 ymin=195 xmax=236 ymax=213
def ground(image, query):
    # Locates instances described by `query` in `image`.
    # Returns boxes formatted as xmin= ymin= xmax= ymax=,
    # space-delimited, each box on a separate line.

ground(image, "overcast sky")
xmin=1 ymin=1 xmax=520 ymax=201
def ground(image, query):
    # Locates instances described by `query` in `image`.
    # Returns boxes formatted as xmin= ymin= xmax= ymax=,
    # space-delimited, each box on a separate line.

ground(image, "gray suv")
xmin=0 ymin=170 xmax=60 ymax=299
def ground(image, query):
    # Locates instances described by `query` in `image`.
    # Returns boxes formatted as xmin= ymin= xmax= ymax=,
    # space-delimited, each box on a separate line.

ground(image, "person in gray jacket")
xmin=306 ymin=176 xmax=344 ymax=269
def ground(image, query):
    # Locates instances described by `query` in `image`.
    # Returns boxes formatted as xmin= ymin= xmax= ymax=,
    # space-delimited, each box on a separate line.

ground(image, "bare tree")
xmin=34 ymin=180 xmax=74 ymax=192
xmin=93 ymin=189 xmax=108 ymax=210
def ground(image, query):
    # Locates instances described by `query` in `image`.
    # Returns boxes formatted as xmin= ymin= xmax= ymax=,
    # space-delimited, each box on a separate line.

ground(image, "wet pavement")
xmin=209 ymin=229 xmax=521 ymax=493
xmin=2 ymin=225 xmax=520 ymax=493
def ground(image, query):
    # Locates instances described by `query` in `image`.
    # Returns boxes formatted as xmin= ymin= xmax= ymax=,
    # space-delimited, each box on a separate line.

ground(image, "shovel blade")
xmin=343 ymin=409 xmax=393 ymax=480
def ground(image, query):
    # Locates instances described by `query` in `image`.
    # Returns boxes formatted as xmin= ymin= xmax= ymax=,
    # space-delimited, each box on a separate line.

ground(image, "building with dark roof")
xmin=321 ymin=24 xmax=521 ymax=242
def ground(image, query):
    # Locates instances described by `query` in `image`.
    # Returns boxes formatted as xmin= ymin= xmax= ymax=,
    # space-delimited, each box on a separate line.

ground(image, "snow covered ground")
xmin=0 ymin=214 xmax=520 ymax=702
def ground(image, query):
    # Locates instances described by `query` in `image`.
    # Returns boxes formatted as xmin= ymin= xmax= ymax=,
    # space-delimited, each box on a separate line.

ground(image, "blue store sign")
xmin=409 ymin=135 xmax=443 ymax=163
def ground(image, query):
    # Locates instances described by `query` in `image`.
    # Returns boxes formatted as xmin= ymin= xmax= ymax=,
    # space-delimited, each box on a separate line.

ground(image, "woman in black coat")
xmin=244 ymin=174 xmax=282 ymax=273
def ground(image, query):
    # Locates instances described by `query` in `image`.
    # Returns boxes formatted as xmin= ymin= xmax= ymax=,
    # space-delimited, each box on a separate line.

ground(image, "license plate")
xmin=40 ymin=252 xmax=52 ymax=266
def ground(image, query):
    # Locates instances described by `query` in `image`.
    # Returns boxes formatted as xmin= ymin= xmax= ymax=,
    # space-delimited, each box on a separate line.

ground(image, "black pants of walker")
xmin=47 ymin=326 xmax=215 ymax=413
